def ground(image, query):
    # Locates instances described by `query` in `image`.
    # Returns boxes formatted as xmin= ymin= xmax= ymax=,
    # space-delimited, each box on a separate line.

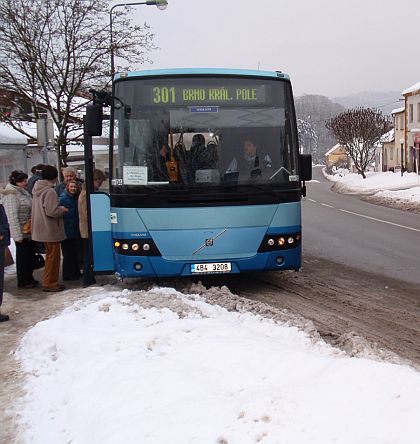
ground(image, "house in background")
xmin=0 ymin=123 xmax=31 ymax=188
xmin=324 ymin=143 xmax=349 ymax=171
xmin=379 ymin=128 xmax=395 ymax=171
xmin=0 ymin=122 xmax=58 ymax=188
xmin=66 ymin=136 xmax=111 ymax=179
xmin=390 ymin=107 xmax=405 ymax=172
xmin=402 ymin=81 xmax=420 ymax=173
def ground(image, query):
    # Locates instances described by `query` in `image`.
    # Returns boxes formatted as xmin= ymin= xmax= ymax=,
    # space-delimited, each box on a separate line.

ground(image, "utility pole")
xmin=36 ymin=114 xmax=54 ymax=163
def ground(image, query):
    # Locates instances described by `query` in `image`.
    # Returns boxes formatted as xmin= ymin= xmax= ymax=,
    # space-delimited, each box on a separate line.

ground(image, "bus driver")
xmin=225 ymin=139 xmax=272 ymax=180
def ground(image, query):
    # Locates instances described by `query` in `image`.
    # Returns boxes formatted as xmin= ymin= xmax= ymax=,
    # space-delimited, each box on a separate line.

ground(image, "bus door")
xmin=90 ymin=193 xmax=115 ymax=272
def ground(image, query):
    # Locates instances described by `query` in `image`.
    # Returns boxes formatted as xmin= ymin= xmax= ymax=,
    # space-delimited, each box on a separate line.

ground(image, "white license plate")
xmin=191 ymin=262 xmax=231 ymax=274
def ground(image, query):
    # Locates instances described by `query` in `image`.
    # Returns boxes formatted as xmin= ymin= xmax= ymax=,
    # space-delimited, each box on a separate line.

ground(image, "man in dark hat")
xmin=27 ymin=163 xmax=45 ymax=195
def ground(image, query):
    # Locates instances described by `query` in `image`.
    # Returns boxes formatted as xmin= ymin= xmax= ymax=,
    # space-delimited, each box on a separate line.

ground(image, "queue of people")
xmin=0 ymin=165 xmax=105 ymax=322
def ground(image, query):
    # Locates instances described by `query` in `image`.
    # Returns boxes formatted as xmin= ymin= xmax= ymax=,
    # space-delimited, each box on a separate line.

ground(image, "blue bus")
xmin=86 ymin=68 xmax=312 ymax=279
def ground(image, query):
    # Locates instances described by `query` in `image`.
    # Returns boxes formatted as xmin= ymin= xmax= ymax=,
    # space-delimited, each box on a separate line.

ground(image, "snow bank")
xmin=14 ymin=288 xmax=420 ymax=444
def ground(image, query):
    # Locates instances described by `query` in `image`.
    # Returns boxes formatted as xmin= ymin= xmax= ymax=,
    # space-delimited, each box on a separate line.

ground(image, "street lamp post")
xmin=109 ymin=0 xmax=168 ymax=78
xmin=83 ymin=0 xmax=167 ymax=285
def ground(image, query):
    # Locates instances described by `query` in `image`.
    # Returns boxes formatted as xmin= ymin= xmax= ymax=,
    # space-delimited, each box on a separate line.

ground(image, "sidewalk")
xmin=0 ymin=271 xmax=115 ymax=443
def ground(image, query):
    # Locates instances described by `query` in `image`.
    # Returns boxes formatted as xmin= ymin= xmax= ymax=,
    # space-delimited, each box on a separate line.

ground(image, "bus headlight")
xmin=258 ymin=233 xmax=301 ymax=252
xmin=113 ymin=239 xmax=161 ymax=257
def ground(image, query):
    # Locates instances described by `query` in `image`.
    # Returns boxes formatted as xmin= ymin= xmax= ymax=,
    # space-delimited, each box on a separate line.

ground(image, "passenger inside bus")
xmin=225 ymin=138 xmax=272 ymax=181
xmin=173 ymin=138 xmax=190 ymax=184
xmin=189 ymin=134 xmax=221 ymax=184
xmin=152 ymin=143 xmax=170 ymax=182
xmin=190 ymin=134 xmax=206 ymax=175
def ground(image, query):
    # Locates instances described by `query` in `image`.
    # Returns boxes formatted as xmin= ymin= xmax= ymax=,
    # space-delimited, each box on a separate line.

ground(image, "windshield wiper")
xmin=240 ymin=183 xmax=285 ymax=199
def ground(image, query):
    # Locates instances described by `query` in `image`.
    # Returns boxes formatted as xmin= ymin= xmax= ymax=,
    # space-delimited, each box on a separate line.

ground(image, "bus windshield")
xmin=111 ymin=76 xmax=299 ymax=192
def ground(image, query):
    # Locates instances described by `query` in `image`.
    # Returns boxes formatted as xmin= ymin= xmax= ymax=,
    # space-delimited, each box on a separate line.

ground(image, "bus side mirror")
xmin=85 ymin=104 xmax=103 ymax=136
xmin=300 ymin=154 xmax=312 ymax=181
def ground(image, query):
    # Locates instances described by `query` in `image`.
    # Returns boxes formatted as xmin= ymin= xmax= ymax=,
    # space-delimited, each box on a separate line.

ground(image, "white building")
xmin=402 ymin=81 xmax=420 ymax=173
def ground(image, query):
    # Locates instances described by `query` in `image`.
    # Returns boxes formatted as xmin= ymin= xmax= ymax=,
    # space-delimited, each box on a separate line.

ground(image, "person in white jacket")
xmin=1 ymin=170 xmax=38 ymax=289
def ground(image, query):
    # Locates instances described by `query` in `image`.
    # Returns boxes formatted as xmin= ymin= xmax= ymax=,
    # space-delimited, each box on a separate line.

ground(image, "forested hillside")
xmin=333 ymin=91 xmax=401 ymax=116
xmin=295 ymin=91 xmax=400 ymax=163
xmin=295 ymin=95 xmax=345 ymax=163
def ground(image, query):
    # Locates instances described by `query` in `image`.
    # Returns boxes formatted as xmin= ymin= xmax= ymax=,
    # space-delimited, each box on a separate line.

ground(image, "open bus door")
xmin=84 ymin=96 xmax=115 ymax=275
xmin=90 ymin=193 xmax=114 ymax=273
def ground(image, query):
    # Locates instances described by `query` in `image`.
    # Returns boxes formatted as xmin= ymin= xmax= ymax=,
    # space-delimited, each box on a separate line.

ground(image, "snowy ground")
xmin=13 ymin=287 xmax=420 ymax=444
xmin=324 ymin=169 xmax=420 ymax=210
xmin=7 ymin=170 xmax=420 ymax=443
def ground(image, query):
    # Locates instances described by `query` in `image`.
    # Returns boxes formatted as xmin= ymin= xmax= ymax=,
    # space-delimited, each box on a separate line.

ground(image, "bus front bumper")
xmin=113 ymin=249 xmax=301 ymax=278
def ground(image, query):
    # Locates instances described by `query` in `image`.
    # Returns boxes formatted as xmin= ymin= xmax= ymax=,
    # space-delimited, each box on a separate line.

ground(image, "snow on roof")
xmin=324 ymin=143 xmax=344 ymax=156
xmin=380 ymin=129 xmax=394 ymax=143
xmin=0 ymin=123 xmax=28 ymax=144
xmin=402 ymin=81 xmax=420 ymax=95
xmin=66 ymin=143 xmax=108 ymax=153
xmin=391 ymin=107 xmax=405 ymax=115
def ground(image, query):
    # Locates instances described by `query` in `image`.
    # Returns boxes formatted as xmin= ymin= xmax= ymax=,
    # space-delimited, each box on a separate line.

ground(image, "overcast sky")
xmin=127 ymin=0 xmax=420 ymax=98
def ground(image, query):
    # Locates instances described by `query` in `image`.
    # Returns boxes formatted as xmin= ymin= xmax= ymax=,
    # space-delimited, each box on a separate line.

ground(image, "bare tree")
xmin=325 ymin=107 xmax=392 ymax=178
xmin=0 ymin=0 xmax=155 ymax=165
xmin=297 ymin=117 xmax=318 ymax=158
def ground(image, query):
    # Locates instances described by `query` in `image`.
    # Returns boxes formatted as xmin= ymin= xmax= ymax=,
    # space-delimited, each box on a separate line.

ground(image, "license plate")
xmin=191 ymin=262 xmax=231 ymax=274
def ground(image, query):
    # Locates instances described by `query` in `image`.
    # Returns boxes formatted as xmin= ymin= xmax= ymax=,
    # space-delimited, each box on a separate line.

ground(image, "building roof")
xmin=380 ymin=129 xmax=394 ymax=143
xmin=324 ymin=143 xmax=344 ymax=156
xmin=402 ymin=81 xmax=420 ymax=96
xmin=391 ymin=107 xmax=405 ymax=115
xmin=0 ymin=123 xmax=28 ymax=145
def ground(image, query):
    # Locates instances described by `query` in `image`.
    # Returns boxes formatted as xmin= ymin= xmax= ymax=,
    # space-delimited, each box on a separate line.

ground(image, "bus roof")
xmin=114 ymin=68 xmax=290 ymax=81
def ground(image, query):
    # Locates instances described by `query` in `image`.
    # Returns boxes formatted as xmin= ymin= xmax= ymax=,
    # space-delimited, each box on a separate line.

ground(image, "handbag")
xmin=4 ymin=246 xmax=14 ymax=267
xmin=33 ymin=253 xmax=45 ymax=270
xmin=22 ymin=219 xmax=31 ymax=234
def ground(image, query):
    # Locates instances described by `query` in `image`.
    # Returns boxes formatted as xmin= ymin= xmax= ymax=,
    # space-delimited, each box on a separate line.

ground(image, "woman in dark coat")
xmin=59 ymin=180 xmax=82 ymax=280
xmin=0 ymin=203 xmax=11 ymax=322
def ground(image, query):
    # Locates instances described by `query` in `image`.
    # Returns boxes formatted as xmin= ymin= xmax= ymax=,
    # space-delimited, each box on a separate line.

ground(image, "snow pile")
xmin=15 ymin=288 xmax=420 ymax=444
xmin=323 ymin=169 xmax=420 ymax=211
xmin=329 ymin=171 xmax=420 ymax=194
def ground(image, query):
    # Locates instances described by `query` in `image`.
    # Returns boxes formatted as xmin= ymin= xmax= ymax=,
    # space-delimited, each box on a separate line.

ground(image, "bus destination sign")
xmin=150 ymin=85 xmax=267 ymax=106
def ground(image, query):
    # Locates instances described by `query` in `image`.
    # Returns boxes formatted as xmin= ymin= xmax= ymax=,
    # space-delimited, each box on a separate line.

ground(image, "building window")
xmin=390 ymin=148 xmax=393 ymax=161
xmin=417 ymin=103 xmax=420 ymax=122
xmin=394 ymin=116 xmax=398 ymax=130
xmin=409 ymin=104 xmax=413 ymax=123
xmin=400 ymin=115 xmax=404 ymax=130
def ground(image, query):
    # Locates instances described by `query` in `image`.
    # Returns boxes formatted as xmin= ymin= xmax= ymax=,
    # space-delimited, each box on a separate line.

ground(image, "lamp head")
xmin=146 ymin=0 xmax=168 ymax=9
